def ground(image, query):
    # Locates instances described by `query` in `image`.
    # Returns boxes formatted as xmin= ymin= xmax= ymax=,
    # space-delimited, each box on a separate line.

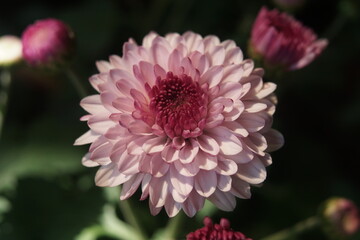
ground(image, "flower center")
xmin=149 ymin=72 xmax=207 ymax=139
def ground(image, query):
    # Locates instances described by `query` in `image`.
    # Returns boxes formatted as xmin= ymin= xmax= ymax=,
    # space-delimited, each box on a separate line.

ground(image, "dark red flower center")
xmin=149 ymin=72 xmax=207 ymax=139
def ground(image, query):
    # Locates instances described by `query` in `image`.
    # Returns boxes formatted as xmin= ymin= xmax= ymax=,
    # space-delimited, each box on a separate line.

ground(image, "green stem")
xmin=101 ymin=204 xmax=145 ymax=240
xmin=0 ymin=68 xmax=11 ymax=140
xmin=118 ymin=199 xmax=148 ymax=240
xmin=65 ymin=67 xmax=87 ymax=98
xmin=162 ymin=211 xmax=185 ymax=240
xmin=261 ymin=216 xmax=320 ymax=240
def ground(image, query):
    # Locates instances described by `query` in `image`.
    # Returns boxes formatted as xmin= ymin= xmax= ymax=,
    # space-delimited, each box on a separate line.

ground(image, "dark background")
xmin=1 ymin=0 xmax=360 ymax=239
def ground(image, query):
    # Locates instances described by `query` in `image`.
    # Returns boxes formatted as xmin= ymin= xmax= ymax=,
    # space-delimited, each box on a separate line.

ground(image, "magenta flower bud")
xmin=21 ymin=18 xmax=75 ymax=67
xmin=321 ymin=197 xmax=360 ymax=239
xmin=186 ymin=217 xmax=252 ymax=240
xmin=249 ymin=7 xmax=328 ymax=71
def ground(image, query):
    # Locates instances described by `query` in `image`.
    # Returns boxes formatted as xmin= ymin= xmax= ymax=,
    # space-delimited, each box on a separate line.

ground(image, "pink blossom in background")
xmin=250 ymin=7 xmax=328 ymax=71
xmin=186 ymin=217 xmax=252 ymax=240
xmin=322 ymin=197 xmax=360 ymax=237
xmin=22 ymin=18 xmax=75 ymax=66
xmin=75 ymin=31 xmax=284 ymax=217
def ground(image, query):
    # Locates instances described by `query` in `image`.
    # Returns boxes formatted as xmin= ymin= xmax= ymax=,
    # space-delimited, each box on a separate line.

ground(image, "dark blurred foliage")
xmin=1 ymin=0 xmax=360 ymax=239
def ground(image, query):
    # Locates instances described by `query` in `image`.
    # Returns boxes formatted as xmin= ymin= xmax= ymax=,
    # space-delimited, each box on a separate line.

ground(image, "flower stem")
xmin=65 ymin=67 xmax=87 ymax=98
xmin=118 ymin=199 xmax=148 ymax=240
xmin=261 ymin=216 xmax=320 ymax=240
xmin=162 ymin=211 xmax=185 ymax=240
xmin=0 ymin=68 xmax=11 ymax=140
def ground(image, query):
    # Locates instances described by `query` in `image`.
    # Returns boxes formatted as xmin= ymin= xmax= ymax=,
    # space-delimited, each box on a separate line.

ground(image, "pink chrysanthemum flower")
xmin=250 ymin=7 xmax=328 ymax=71
xmin=186 ymin=217 xmax=252 ymax=240
xmin=75 ymin=31 xmax=284 ymax=217
xmin=22 ymin=18 xmax=75 ymax=66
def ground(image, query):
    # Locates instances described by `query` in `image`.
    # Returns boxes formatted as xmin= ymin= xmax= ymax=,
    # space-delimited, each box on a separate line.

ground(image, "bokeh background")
xmin=1 ymin=0 xmax=360 ymax=239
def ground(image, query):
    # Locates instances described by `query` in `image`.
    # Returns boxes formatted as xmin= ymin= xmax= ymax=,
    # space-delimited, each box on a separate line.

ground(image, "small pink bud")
xmin=186 ymin=217 xmax=252 ymax=240
xmin=21 ymin=18 xmax=75 ymax=67
xmin=249 ymin=7 xmax=327 ymax=71
xmin=321 ymin=197 xmax=360 ymax=238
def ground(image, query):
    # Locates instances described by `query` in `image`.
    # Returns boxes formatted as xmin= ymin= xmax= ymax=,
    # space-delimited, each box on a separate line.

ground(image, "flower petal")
xmin=194 ymin=170 xmax=217 ymax=197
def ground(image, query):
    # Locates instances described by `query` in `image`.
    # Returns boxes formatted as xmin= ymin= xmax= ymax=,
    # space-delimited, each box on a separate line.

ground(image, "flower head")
xmin=21 ymin=18 xmax=75 ymax=67
xmin=186 ymin=217 xmax=252 ymax=240
xmin=75 ymin=31 xmax=284 ymax=217
xmin=249 ymin=7 xmax=327 ymax=71
xmin=0 ymin=35 xmax=22 ymax=67
xmin=320 ymin=197 xmax=360 ymax=239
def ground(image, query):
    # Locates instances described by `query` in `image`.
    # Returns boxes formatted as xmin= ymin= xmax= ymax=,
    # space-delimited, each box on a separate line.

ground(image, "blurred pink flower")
xmin=250 ymin=7 xmax=328 ymax=71
xmin=322 ymin=197 xmax=360 ymax=238
xmin=186 ymin=217 xmax=252 ymax=240
xmin=75 ymin=31 xmax=284 ymax=217
xmin=22 ymin=18 xmax=75 ymax=66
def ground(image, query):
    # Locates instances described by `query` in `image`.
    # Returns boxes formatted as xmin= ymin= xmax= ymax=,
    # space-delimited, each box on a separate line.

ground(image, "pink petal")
xmin=149 ymin=175 xmax=169 ymax=208
xmin=236 ymin=157 xmax=266 ymax=184
xmin=194 ymin=170 xmax=217 ymax=197
xmin=215 ymin=157 xmax=238 ymax=175
xmin=120 ymin=173 xmax=144 ymax=200
xmin=161 ymin=145 xmax=180 ymax=163
xmin=263 ymin=129 xmax=284 ymax=152
xmin=230 ymin=178 xmax=251 ymax=199
xmin=197 ymin=134 xmax=220 ymax=156
xmin=291 ymin=39 xmax=328 ymax=70
xmin=221 ymin=65 xmax=244 ymax=85
xmin=207 ymin=126 xmax=243 ymax=156
xmin=95 ymin=163 xmax=131 ymax=187
xmin=96 ymin=60 xmax=113 ymax=73
xmin=174 ymin=160 xmax=200 ymax=177
xmin=164 ymin=196 xmax=182 ymax=218
xmin=244 ymin=101 xmax=268 ymax=113
xmin=224 ymin=46 xmax=243 ymax=65
xmin=239 ymin=113 xmax=266 ymax=132
xmin=205 ymin=114 xmax=224 ymax=128
xmin=209 ymin=46 xmax=226 ymax=65
xmin=170 ymin=165 xmax=194 ymax=200
xmin=182 ymin=191 xmax=205 ymax=217
xmin=90 ymin=141 xmax=113 ymax=165
xmin=195 ymin=151 xmax=218 ymax=170
xmin=217 ymin=82 xmax=243 ymax=101
xmin=149 ymin=153 xmax=170 ymax=177
xmin=208 ymin=190 xmax=236 ymax=211
xmin=81 ymin=153 xmax=99 ymax=167
xmin=112 ymin=97 xmax=134 ymax=113
xmin=222 ymin=121 xmax=249 ymax=137
xmin=217 ymin=174 xmax=232 ymax=192
xmin=179 ymin=139 xmax=199 ymax=163
xmin=200 ymin=66 xmax=223 ymax=88
xmin=117 ymin=151 xmax=141 ymax=175
xmin=168 ymin=49 xmax=182 ymax=73
xmin=80 ymin=95 xmax=107 ymax=114
xmin=88 ymin=115 xmax=116 ymax=134
xmin=226 ymin=147 xmax=254 ymax=164
xmin=142 ymin=32 xmax=158 ymax=48
xmin=142 ymin=136 xmax=168 ymax=153
xmin=137 ymin=61 xmax=156 ymax=86
xmin=256 ymin=82 xmax=277 ymax=99
xmin=74 ymin=130 xmax=100 ymax=146
xmin=183 ymin=31 xmax=204 ymax=52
